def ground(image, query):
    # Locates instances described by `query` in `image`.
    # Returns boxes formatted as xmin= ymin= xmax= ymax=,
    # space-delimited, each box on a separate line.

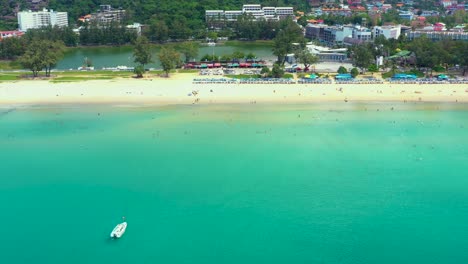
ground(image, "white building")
xmin=18 ymin=9 xmax=68 ymax=31
xmin=352 ymin=26 xmax=372 ymax=42
xmin=275 ymin=7 xmax=294 ymax=18
xmin=206 ymin=4 xmax=294 ymax=24
xmin=373 ymin=25 xmax=401 ymax=40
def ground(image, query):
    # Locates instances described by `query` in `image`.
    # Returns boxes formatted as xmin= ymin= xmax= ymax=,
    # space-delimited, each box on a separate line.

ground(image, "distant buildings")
xmin=407 ymin=30 xmax=468 ymax=41
xmin=399 ymin=11 xmax=414 ymax=20
xmin=79 ymin=5 xmax=126 ymax=24
xmin=206 ymin=4 xmax=294 ymax=27
xmin=306 ymin=23 xmax=375 ymax=46
xmin=18 ymin=9 xmax=68 ymax=31
xmin=373 ymin=25 xmax=401 ymax=39
xmin=0 ymin=30 xmax=25 ymax=41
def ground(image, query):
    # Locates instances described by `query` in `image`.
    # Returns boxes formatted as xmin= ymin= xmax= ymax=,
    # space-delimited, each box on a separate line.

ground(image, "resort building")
xmin=306 ymin=44 xmax=348 ymax=62
xmin=206 ymin=4 xmax=294 ymax=26
xmin=90 ymin=5 xmax=126 ymax=24
xmin=399 ymin=11 xmax=414 ymax=20
xmin=407 ymin=31 xmax=468 ymax=41
xmin=18 ymin=9 xmax=68 ymax=31
xmin=306 ymin=23 xmax=374 ymax=46
xmin=373 ymin=25 xmax=401 ymax=39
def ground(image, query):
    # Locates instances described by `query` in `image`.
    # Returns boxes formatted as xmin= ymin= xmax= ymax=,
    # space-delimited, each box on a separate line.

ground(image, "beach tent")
xmin=309 ymin=74 xmax=318 ymax=79
xmin=392 ymin=73 xmax=416 ymax=79
xmin=335 ymin=73 xmax=353 ymax=79
xmin=437 ymin=74 xmax=448 ymax=80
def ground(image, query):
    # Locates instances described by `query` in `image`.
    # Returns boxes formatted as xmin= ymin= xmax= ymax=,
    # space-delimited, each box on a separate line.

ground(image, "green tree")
xmin=368 ymin=64 xmax=379 ymax=73
xmin=19 ymin=39 xmax=64 ymax=77
xmin=0 ymin=37 xmax=26 ymax=60
xmin=260 ymin=66 xmax=270 ymax=77
xmin=272 ymin=20 xmax=305 ymax=65
xmin=350 ymin=68 xmax=359 ymax=78
xmin=295 ymin=49 xmax=319 ymax=70
xmin=42 ymin=40 xmax=65 ymax=77
xmin=337 ymin=66 xmax=348 ymax=74
xmin=134 ymin=65 xmax=145 ymax=78
xmin=350 ymin=45 xmax=373 ymax=73
xmin=158 ymin=46 xmax=180 ymax=77
xmin=246 ymin=52 xmax=256 ymax=60
xmin=232 ymin=51 xmax=245 ymax=60
xmin=271 ymin=64 xmax=284 ymax=78
xmin=179 ymin=41 xmax=199 ymax=63
xmin=133 ymin=36 xmax=153 ymax=77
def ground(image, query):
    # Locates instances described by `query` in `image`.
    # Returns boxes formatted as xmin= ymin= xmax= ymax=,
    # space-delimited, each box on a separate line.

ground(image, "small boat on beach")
xmin=110 ymin=221 xmax=127 ymax=238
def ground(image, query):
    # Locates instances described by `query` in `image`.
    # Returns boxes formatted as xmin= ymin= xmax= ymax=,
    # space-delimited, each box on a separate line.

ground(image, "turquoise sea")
xmin=1 ymin=103 xmax=468 ymax=263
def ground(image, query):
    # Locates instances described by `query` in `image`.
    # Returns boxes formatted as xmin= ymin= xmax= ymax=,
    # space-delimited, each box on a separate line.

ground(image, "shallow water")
xmin=1 ymin=103 xmax=467 ymax=263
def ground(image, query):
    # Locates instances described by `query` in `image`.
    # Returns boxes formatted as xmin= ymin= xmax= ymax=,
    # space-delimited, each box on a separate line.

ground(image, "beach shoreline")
xmin=1 ymin=76 xmax=467 ymax=106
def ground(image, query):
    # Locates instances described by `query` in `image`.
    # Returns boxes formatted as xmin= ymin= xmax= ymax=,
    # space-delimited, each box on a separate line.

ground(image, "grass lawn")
xmin=0 ymin=60 xmax=22 ymax=70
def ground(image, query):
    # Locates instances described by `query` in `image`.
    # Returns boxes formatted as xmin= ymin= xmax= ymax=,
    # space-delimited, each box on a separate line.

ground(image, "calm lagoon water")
xmin=1 ymin=103 xmax=468 ymax=263
xmin=57 ymin=43 xmax=274 ymax=70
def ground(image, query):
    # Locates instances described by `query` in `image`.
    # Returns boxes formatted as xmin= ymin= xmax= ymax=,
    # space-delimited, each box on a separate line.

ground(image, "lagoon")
xmin=57 ymin=42 xmax=275 ymax=70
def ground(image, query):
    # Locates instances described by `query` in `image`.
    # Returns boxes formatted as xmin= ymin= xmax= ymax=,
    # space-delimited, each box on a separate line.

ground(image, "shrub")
xmin=337 ymin=66 xmax=348 ymax=74
xmin=351 ymin=68 xmax=359 ymax=78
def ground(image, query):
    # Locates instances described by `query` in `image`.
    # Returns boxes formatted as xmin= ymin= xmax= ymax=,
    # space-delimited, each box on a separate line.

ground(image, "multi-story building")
xmin=352 ymin=26 xmax=372 ymax=42
xmin=399 ymin=11 xmax=414 ymax=20
xmin=18 ymin=9 xmax=68 ymax=31
xmin=373 ymin=25 xmax=401 ymax=39
xmin=407 ymin=31 xmax=468 ymax=41
xmin=90 ymin=5 xmax=126 ymax=24
xmin=323 ymin=25 xmax=354 ymax=45
xmin=306 ymin=23 xmax=374 ymax=46
xmin=305 ymin=24 xmax=328 ymax=41
xmin=206 ymin=4 xmax=294 ymax=26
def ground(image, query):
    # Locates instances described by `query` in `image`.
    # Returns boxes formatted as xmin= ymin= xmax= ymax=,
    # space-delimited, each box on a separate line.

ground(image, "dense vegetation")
xmin=348 ymin=35 xmax=468 ymax=75
xmin=0 ymin=0 xmax=309 ymax=30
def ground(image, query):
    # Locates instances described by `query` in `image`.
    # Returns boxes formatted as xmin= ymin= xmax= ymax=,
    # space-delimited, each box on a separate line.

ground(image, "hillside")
xmin=0 ymin=0 xmax=310 ymax=30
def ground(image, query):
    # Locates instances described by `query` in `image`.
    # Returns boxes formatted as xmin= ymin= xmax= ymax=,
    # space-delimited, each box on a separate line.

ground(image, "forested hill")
xmin=1 ymin=0 xmax=309 ymax=30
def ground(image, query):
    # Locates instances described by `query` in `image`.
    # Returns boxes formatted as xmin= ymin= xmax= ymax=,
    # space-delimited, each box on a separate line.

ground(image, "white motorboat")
xmin=110 ymin=222 xmax=127 ymax=238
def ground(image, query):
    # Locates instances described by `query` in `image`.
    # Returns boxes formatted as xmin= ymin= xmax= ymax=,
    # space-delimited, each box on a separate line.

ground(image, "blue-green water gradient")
xmin=1 ymin=103 xmax=467 ymax=263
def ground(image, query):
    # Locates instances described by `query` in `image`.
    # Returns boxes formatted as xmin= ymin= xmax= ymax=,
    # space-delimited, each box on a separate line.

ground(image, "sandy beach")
xmin=1 ymin=74 xmax=467 ymax=106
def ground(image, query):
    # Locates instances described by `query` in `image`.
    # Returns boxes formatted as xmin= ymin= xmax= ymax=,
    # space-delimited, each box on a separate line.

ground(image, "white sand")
xmin=1 ymin=75 xmax=467 ymax=106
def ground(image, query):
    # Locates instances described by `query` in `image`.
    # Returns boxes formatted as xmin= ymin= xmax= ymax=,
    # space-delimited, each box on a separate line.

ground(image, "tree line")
xmin=348 ymin=35 xmax=468 ymax=75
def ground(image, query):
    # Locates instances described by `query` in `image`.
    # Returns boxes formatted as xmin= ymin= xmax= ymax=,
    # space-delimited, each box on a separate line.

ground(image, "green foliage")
xmin=18 ymin=39 xmax=65 ymax=77
xmin=273 ymin=20 xmax=305 ymax=65
xmin=337 ymin=66 xmax=347 ymax=74
xmin=271 ymin=64 xmax=285 ymax=78
xmin=350 ymin=68 xmax=359 ymax=78
xmin=245 ymin=52 xmax=256 ymax=60
xmin=158 ymin=46 xmax=180 ymax=77
xmin=133 ymin=36 xmax=153 ymax=67
xmin=432 ymin=65 xmax=445 ymax=72
xmin=368 ymin=64 xmax=379 ymax=73
xmin=232 ymin=51 xmax=245 ymax=60
xmin=179 ymin=42 xmax=199 ymax=62
xmin=24 ymin=26 xmax=78 ymax=47
xmin=349 ymin=44 xmax=373 ymax=72
xmin=260 ymin=66 xmax=270 ymax=75
xmin=79 ymin=21 xmax=137 ymax=46
xmin=200 ymin=54 xmax=219 ymax=62
xmin=0 ymin=37 xmax=26 ymax=60
xmin=295 ymin=49 xmax=319 ymax=69
xmin=134 ymin=65 xmax=145 ymax=78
